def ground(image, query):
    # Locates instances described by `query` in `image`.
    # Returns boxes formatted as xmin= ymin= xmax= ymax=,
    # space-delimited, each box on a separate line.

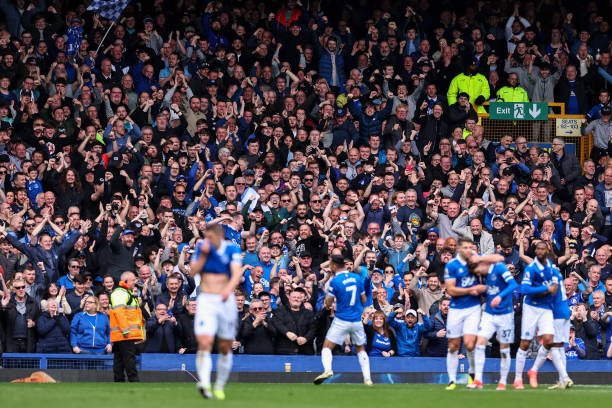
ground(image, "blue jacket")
xmin=317 ymin=48 xmax=346 ymax=87
xmin=347 ymin=98 xmax=393 ymax=146
xmin=6 ymin=231 xmax=81 ymax=283
xmin=424 ymin=310 xmax=448 ymax=357
xmin=70 ymin=312 xmax=110 ymax=353
xmin=388 ymin=313 xmax=431 ymax=356
xmin=36 ymin=312 xmax=71 ymax=353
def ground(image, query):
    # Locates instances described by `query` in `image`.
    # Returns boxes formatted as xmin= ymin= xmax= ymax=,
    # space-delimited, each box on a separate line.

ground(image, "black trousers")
xmin=113 ymin=340 xmax=139 ymax=382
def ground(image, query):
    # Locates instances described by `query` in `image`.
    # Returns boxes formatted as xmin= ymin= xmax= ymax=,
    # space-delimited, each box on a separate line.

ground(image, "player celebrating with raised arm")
xmin=189 ymin=224 xmax=243 ymax=400
xmin=470 ymin=258 xmax=519 ymax=390
xmin=527 ymin=266 xmax=574 ymax=389
xmin=513 ymin=241 xmax=560 ymax=390
xmin=443 ymin=238 xmax=488 ymax=390
xmin=314 ymin=255 xmax=372 ymax=386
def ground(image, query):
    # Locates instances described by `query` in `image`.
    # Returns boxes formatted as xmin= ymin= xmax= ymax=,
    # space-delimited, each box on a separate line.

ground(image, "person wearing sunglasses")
xmin=0 ymin=278 xmax=41 ymax=352
xmin=238 ymin=299 xmax=274 ymax=354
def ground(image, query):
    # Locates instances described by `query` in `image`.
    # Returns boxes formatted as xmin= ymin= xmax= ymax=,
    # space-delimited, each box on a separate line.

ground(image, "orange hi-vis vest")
xmin=109 ymin=283 xmax=144 ymax=343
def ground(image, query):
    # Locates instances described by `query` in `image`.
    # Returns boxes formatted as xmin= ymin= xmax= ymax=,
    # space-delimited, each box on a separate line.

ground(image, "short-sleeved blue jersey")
xmin=444 ymin=256 xmax=481 ymax=309
xmin=522 ymin=258 xmax=559 ymax=310
xmin=552 ymin=268 xmax=571 ymax=320
xmin=327 ymin=271 xmax=365 ymax=322
xmin=223 ymin=224 xmax=242 ymax=246
xmin=192 ymin=239 xmax=242 ymax=277
xmin=484 ymin=263 xmax=517 ymax=315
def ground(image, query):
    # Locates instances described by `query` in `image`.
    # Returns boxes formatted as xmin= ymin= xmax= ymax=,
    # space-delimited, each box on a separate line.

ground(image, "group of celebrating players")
xmin=188 ymin=227 xmax=572 ymax=399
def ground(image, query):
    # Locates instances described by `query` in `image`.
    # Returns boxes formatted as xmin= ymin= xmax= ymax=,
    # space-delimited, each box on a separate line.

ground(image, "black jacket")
xmin=239 ymin=314 xmax=276 ymax=354
xmin=271 ymin=305 xmax=315 ymax=355
xmin=144 ymin=317 xmax=181 ymax=353
xmin=177 ymin=313 xmax=197 ymax=353
xmin=107 ymin=226 xmax=136 ymax=281
xmin=572 ymin=317 xmax=601 ymax=360
xmin=554 ymin=77 xmax=591 ymax=114
xmin=0 ymin=294 xmax=40 ymax=352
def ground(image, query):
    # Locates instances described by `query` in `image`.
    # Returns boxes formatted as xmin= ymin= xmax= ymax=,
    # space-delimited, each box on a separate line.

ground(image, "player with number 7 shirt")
xmin=313 ymin=255 xmax=372 ymax=386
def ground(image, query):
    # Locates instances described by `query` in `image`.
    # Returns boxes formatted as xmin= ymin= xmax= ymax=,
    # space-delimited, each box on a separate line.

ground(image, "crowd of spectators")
xmin=0 ymin=0 xmax=610 ymax=360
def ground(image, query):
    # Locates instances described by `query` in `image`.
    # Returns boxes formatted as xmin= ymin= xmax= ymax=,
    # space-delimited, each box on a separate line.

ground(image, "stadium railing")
xmin=478 ymin=102 xmax=592 ymax=165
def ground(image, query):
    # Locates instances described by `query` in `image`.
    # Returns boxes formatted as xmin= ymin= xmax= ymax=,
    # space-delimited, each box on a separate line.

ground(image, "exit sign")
xmin=490 ymin=102 xmax=548 ymax=121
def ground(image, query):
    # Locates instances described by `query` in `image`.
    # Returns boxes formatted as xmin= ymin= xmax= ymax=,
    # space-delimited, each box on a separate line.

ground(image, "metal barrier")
xmin=2 ymin=354 xmax=120 ymax=370
xmin=478 ymin=102 xmax=593 ymax=165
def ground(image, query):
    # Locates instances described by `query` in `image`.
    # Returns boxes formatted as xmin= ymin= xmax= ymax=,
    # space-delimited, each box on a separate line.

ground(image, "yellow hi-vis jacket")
xmin=109 ymin=284 xmax=144 ymax=343
xmin=496 ymin=86 xmax=530 ymax=102
xmin=447 ymin=72 xmax=490 ymax=113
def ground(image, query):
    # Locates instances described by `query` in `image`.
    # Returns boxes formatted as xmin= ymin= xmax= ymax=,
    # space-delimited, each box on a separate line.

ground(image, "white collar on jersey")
xmin=454 ymin=255 xmax=468 ymax=265
xmin=533 ymin=258 xmax=549 ymax=271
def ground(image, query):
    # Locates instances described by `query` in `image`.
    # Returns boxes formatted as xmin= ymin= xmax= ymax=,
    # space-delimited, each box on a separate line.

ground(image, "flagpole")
xmin=94 ymin=20 xmax=116 ymax=56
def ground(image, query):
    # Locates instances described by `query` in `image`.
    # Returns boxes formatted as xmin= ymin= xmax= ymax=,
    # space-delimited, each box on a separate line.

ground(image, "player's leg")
xmin=352 ymin=322 xmax=372 ymax=386
xmin=471 ymin=336 xmax=487 ymax=388
xmin=498 ymin=344 xmax=511 ymax=390
xmin=445 ymin=308 xmax=462 ymax=390
xmin=194 ymin=294 xmax=218 ymax=398
xmin=314 ymin=339 xmax=338 ymax=384
xmin=528 ymin=310 xmax=556 ymax=388
xmin=446 ymin=338 xmax=461 ymax=389
xmin=549 ymin=318 xmax=571 ymax=387
xmin=515 ymin=304 xmax=539 ymax=389
xmin=196 ymin=334 xmax=215 ymax=398
xmin=462 ymin=305 xmax=481 ymax=385
xmin=472 ymin=313 xmax=495 ymax=387
xmin=315 ymin=319 xmax=346 ymax=384
xmin=213 ymin=294 xmax=239 ymax=399
xmin=497 ymin=313 xmax=514 ymax=390
xmin=213 ymin=339 xmax=234 ymax=400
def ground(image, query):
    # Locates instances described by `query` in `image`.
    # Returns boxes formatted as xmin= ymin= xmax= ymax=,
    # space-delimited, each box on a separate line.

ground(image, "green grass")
xmin=1 ymin=383 xmax=611 ymax=408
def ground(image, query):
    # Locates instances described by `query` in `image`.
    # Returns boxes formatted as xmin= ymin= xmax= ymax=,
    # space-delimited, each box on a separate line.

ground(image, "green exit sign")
xmin=490 ymin=102 xmax=548 ymax=121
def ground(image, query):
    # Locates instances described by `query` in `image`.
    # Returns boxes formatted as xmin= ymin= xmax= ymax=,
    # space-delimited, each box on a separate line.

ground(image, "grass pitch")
xmin=1 ymin=383 xmax=610 ymax=408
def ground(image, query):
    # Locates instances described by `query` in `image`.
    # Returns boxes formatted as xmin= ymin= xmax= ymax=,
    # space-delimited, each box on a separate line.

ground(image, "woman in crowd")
xmin=70 ymin=295 xmax=111 ymax=354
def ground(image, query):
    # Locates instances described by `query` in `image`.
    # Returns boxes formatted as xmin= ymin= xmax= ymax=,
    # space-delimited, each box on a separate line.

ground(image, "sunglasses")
xmin=311 ymin=200 xmax=321 ymax=203
xmin=25 ymin=223 xmax=36 ymax=227
xmin=304 ymin=178 xmax=314 ymax=182
xmin=14 ymin=286 xmax=26 ymax=290
xmin=175 ymin=191 xmax=186 ymax=195
xmin=281 ymin=199 xmax=291 ymax=202
xmin=251 ymin=307 xmax=264 ymax=311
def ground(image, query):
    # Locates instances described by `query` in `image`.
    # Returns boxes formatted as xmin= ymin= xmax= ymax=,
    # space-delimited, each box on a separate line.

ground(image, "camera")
xmin=111 ymin=203 xmax=120 ymax=212
xmin=368 ymin=261 xmax=375 ymax=270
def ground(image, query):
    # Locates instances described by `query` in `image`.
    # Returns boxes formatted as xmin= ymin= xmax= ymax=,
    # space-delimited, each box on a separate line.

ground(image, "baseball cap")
xmin=143 ymin=17 xmax=154 ymax=23
xmin=299 ymin=251 xmax=312 ymax=258
xmin=336 ymin=108 xmax=347 ymax=117
xmin=491 ymin=215 xmax=506 ymax=223
xmin=243 ymin=169 xmax=255 ymax=176
xmin=495 ymin=146 xmax=506 ymax=155
xmin=176 ymin=175 xmax=187 ymax=182
xmin=405 ymin=309 xmax=418 ymax=317
xmin=601 ymin=105 xmax=611 ymax=116
xmin=121 ymin=229 xmax=134 ymax=237
xmin=427 ymin=227 xmax=440 ymax=236
xmin=134 ymin=253 xmax=146 ymax=261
